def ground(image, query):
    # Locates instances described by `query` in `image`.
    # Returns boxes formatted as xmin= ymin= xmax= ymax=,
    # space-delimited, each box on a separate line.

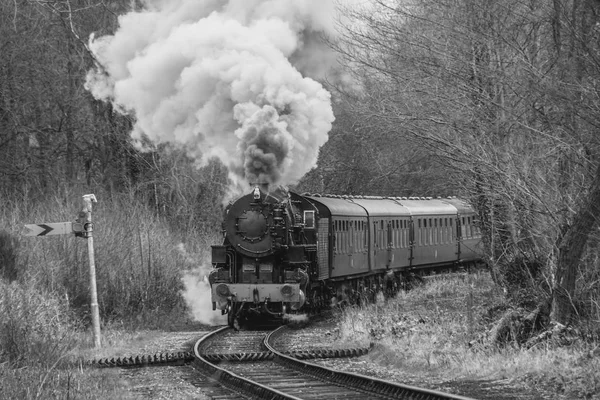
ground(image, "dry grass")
xmin=336 ymin=272 xmax=600 ymax=398
xmin=0 ymin=189 xmax=219 ymax=399
xmin=0 ymin=280 xmax=135 ymax=400
xmin=0 ymin=364 xmax=132 ymax=400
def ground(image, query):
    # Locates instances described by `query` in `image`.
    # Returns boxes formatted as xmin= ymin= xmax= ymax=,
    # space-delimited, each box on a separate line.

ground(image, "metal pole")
xmin=82 ymin=194 xmax=101 ymax=348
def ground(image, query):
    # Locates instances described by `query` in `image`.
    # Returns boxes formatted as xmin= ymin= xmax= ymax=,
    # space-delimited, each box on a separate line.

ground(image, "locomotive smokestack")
xmin=251 ymin=183 xmax=270 ymax=194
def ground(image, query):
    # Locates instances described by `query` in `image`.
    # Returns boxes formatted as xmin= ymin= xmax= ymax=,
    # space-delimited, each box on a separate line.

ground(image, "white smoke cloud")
xmin=85 ymin=0 xmax=337 ymax=192
xmin=175 ymin=243 xmax=226 ymax=325
xmin=181 ymin=271 xmax=227 ymax=326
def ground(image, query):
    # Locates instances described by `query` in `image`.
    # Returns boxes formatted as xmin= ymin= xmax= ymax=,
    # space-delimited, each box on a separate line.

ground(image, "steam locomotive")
xmin=209 ymin=185 xmax=483 ymax=327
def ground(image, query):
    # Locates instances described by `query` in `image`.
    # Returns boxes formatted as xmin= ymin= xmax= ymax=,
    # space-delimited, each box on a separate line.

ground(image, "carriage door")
xmin=371 ymin=221 xmax=378 ymax=270
xmin=455 ymin=215 xmax=462 ymax=260
xmin=317 ymin=218 xmax=330 ymax=280
xmin=386 ymin=221 xmax=393 ymax=267
xmin=409 ymin=219 xmax=415 ymax=267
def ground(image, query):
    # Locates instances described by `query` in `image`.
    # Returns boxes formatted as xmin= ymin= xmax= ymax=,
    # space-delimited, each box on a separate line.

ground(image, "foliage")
xmin=0 ymin=365 xmax=130 ymax=400
xmin=337 ymin=273 xmax=600 ymax=397
xmin=0 ymin=280 xmax=80 ymax=369
xmin=327 ymin=0 xmax=600 ymax=325
xmin=297 ymin=104 xmax=454 ymax=197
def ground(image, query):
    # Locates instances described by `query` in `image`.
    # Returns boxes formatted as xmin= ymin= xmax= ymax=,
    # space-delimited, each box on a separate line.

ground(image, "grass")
xmin=0 ymin=280 xmax=136 ymax=400
xmin=0 ymin=188 xmax=220 ymax=399
xmin=0 ymin=364 xmax=131 ymax=400
xmin=336 ymin=272 xmax=600 ymax=398
xmin=0 ymin=271 xmax=204 ymax=400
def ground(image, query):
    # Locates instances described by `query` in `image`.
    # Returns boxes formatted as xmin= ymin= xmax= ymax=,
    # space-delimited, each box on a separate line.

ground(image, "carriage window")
xmin=304 ymin=211 xmax=315 ymax=229
xmin=467 ymin=216 xmax=472 ymax=237
xmin=424 ymin=219 xmax=427 ymax=227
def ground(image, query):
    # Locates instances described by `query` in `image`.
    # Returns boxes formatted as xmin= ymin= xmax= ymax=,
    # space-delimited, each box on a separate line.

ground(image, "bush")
xmin=0 ymin=281 xmax=81 ymax=368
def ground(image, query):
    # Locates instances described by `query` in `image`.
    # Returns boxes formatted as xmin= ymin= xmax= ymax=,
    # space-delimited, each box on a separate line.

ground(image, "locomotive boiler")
xmin=209 ymin=185 xmax=484 ymax=328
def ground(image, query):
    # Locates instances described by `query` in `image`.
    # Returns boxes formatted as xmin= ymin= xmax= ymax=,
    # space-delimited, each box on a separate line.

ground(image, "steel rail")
xmin=193 ymin=326 xmax=303 ymax=400
xmin=265 ymin=326 xmax=477 ymax=400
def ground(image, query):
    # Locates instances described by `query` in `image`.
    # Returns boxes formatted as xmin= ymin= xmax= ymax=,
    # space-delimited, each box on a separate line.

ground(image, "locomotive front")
xmin=209 ymin=186 xmax=314 ymax=327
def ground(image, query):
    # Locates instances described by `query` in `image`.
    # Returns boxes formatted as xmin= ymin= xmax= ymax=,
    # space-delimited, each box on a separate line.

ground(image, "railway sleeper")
xmin=91 ymin=351 xmax=193 ymax=368
xmin=90 ymin=345 xmax=372 ymax=368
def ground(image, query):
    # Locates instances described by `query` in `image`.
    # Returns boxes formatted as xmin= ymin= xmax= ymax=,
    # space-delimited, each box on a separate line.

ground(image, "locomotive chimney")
xmin=251 ymin=182 xmax=270 ymax=193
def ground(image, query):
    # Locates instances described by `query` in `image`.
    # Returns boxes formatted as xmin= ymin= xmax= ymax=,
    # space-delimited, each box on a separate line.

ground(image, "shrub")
xmin=0 ymin=281 xmax=81 ymax=368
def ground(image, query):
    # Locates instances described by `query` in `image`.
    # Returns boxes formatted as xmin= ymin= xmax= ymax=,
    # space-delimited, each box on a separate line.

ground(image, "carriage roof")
xmin=392 ymin=199 xmax=459 ymax=216
xmin=441 ymin=198 xmax=476 ymax=215
xmin=304 ymin=195 xmax=463 ymax=218
xmin=304 ymin=195 xmax=367 ymax=217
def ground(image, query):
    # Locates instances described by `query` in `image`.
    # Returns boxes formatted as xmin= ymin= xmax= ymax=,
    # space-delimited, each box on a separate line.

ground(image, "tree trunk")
xmin=551 ymin=161 xmax=600 ymax=324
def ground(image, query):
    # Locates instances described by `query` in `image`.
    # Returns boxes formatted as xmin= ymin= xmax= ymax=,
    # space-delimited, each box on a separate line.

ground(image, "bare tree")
xmin=331 ymin=0 xmax=600 ymax=325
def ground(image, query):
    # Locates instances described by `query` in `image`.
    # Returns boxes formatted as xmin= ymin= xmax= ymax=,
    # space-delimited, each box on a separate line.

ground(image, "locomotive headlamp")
xmin=215 ymin=283 xmax=231 ymax=298
xmin=253 ymin=187 xmax=260 ymax=200
xmin=280 ymin=284 xmax=294 ymax=297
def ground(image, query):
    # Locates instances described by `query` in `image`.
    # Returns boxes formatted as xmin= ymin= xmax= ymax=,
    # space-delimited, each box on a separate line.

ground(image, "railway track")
xmin=193 ymin=326 xmax=476 ymax=400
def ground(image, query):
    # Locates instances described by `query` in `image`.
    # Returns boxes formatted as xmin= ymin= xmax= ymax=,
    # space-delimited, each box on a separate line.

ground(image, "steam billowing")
xmin=85 ymin=0 xmax=336 ymax=192
xmin=86 ymin=0 xmax=339 ymax=325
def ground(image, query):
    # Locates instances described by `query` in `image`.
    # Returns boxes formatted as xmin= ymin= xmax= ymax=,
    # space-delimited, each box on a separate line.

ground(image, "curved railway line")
xmin=193 ymin=326 xmax=476 ymax=400
xmin=92 ymin=324 xmax=477 ymax=399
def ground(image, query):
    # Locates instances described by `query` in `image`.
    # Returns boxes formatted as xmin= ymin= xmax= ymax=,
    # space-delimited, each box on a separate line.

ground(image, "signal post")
xmin=79 ymin=194 xmax=101 ymax=348
xmin=24 ymin=194 xmax=102 ymax=348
